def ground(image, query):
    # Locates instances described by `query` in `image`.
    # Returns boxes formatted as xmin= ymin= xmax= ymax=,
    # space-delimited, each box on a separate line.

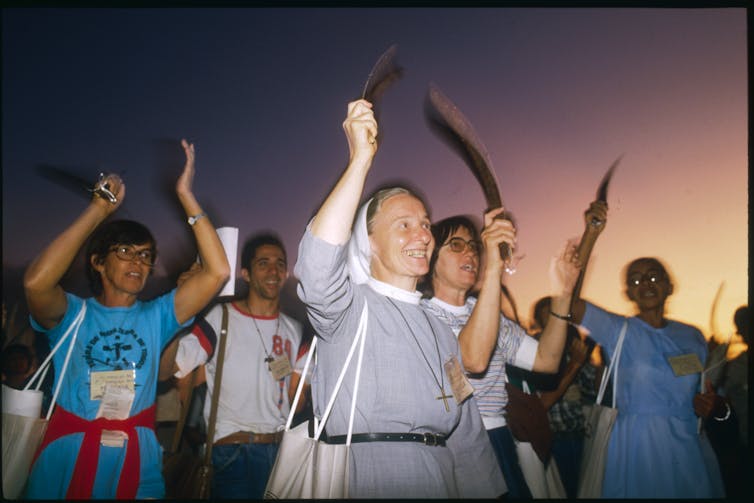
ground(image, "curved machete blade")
xmin=424 ymin=83 xmax=503 ymax=210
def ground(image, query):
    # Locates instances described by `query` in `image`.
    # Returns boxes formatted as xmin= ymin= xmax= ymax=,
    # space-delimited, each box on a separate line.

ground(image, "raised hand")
xmin=549 ymin=238 xmax=582 ymax=297
xmin=584 ymin=200 xmax=608 ymax=234
xmin=176 ymin=139 xmax=195 ymax=198
xmin=92 ymin=173 xmax=125 ymax=215
xmin=481 ymin=208 xmax=516 ymax=270
xmin=342 ymin=99 xmax=378 ymax=160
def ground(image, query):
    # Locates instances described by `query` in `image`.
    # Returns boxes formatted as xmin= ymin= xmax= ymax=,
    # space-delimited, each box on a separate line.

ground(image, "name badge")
xmin=269 ymin=354 xmax=293 ymax=381
xmin=96 ymin=385 xmax=135 ymax=447
xmin=90 ymin=369 xmax=135 ymax=400
xmin=667 ymin=353 xmax=704 ymax=377
xmin=444 ymin=355 xmax=474 ymax=405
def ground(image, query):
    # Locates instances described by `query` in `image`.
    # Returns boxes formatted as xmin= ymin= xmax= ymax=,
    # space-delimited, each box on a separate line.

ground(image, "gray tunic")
xmin=295 ymin=229 xmax=506 ymax=498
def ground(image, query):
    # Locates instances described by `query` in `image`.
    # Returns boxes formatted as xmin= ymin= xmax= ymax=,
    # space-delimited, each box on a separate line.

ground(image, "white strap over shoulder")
xmin=285 ymin=301 xmax=369 ymax=446
xmin=24 ymin=300 xmax=87 ymax=419
xmin=595 ymin=318 xmax=627 ymax=408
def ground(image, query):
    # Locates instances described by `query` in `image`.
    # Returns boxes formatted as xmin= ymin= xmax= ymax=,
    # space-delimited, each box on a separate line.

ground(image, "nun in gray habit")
xmin=295 ymin=168 xmax=507 ymax=497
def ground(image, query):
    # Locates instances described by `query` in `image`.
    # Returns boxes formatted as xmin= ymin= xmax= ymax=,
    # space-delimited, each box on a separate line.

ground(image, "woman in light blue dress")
xmin=570 ymin=201 xmax=726 ymax=498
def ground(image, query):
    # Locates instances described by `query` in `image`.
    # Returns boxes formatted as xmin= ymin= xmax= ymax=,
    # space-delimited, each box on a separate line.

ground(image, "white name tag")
xmin=269 ymin=354 xmax=293 ymax=381
xmin=90 ymin=369 xmax=135 ymax=400
xmin=444 ymin=355 xmax=474 ymax=405
xmin=667 ymin=353 xmax=704 ymax=377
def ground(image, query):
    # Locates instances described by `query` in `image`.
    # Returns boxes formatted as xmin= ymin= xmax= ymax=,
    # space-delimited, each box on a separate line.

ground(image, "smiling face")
xmin=624 ymin=258 xmax=673 ymax=311
xmin=368 ymin=193 xmax=434 ymax=291
xmin=432 ymin=226 xmax=480 ymax=300
xmin=242 ymin=244 xmax=288 ymax=302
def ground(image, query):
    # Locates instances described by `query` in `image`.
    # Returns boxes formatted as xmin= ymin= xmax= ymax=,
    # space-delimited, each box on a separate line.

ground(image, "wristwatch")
xmin=188 ymin=212 xmax=206 ymax=226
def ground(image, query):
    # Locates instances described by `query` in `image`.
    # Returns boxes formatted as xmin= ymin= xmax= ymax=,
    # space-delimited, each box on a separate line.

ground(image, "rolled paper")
xmin=216 ymin=226 xmax=239 ymax=297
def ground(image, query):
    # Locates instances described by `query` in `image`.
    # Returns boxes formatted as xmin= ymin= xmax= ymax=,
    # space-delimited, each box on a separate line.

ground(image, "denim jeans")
xmin=211 ymin=442 xmax=280 ymax=499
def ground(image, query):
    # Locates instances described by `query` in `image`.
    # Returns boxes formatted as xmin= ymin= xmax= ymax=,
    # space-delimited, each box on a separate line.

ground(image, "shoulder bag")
xmin=513 ymin=380 xmax=567 ymax=498
xmin=264 ymin=301 xmax=369 ymax=499
xmin=163 ymin=302 xmax=228 ymax=499
xmin=2 ymin=301 xmax=87 ymax=499
xmin=577 ymin=319 xmax=627 ymax=498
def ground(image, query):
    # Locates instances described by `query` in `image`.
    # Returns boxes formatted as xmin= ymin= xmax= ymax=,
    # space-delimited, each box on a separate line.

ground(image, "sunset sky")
xmin=2 ymin=7 xmax=747 ymax=343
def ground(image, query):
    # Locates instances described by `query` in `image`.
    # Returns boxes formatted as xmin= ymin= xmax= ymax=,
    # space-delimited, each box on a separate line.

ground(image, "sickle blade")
xmin=424 ymin=83 xmax=512 ymax=264
xmin=424 ymin=83 xmax=503 ymax=210
xmin=709 ymin=281 xmax=726 ymax=343
xmin=596 ymin=155 xmax=622 ymax=203
xmin=361 ymin=44 xmax=404 ymax=107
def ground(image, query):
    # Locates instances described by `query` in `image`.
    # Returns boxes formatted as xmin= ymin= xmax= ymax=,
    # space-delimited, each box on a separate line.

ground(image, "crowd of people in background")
xmin=1 ymin=97 xmax=749 ymax=500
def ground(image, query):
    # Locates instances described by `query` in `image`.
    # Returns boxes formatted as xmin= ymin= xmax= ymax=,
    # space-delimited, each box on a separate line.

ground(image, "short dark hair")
xmin=240 ymin=233 xmax=287 ymax=271
xmin=419 ymin=215 xmax=479 ymax=298
xmin=85 ymin=220 xmax=156 ymax=295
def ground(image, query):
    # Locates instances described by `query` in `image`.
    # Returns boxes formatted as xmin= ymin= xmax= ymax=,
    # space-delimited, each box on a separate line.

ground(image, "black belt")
xmin=326 ymin=432 xmax=447 ymax=447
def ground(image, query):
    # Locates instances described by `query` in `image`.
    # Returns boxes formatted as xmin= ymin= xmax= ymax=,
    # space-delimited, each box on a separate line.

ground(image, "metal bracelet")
xmin=549 ymin=310 xmax=572 ymax=322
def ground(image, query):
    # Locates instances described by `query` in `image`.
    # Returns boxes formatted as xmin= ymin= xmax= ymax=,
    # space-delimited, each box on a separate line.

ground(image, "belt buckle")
xmin=423 ymin=433 xmax=437 ymax=446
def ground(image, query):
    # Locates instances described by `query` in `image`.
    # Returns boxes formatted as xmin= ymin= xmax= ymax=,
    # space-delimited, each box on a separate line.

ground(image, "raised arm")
xmin=570 ymin=200 xmax=608 ymax=324
xmin=532 ymin=240 xmax=582 ymax=372
xmin=173 ymin=139 xmax=230 ymax=325
xmin=458 ymin=208 xmax=516 ymax=373
xmin=538 ymin=335 xmax=592 ymax=409
xmin=309 ymin=99 xmax=378 ymax=245
xmin=24 ymin=175 xmax=125 ymax=329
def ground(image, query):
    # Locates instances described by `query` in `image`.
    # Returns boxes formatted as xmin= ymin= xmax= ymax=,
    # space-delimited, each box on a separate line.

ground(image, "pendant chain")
xmin=387 ymin=298 xmax=448 ymax=405
xmin=245 ymin=299 xmax=279 ymax=362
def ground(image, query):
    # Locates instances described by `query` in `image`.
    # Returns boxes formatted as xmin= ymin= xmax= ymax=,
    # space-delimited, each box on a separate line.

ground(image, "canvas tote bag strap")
xmin=595 ymin=319 xmax=628 ymax=407
xmin=169 ymin=365 xmax=199 ymax=454
xmin=286 ymin=335 xmax=317 ymax=430
xmin=25 ymin=301 xmax=87 ymax=394
xmin=203 ymin=303 xmax=230 ymax=465
xmin=31 ymin=301 xmax=88 ymax=420
xmin=302 ymin=301 xmax=368 ymax=442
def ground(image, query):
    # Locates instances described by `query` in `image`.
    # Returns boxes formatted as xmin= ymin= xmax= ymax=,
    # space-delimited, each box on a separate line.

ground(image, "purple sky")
xmin=2 ymin=7 xmax=747 ymax=340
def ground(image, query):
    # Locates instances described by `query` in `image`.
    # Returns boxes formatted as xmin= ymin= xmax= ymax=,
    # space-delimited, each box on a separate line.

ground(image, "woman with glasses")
xmin=569 ymin=201 xmax=724 ymax=498
xmin=23 ymin=139 xmax=230 ymax=499
xmin=420 ymin=210 xmax=581 ymax=498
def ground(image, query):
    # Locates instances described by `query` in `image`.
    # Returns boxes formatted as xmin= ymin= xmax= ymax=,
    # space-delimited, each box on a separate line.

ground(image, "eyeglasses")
xmin=627 ymin=270 xmax=665 ymax=287
xmin=444 ymin=237 xmax=480 ymax=255
xmin=110 ymin=245 xmax=156 ymax=266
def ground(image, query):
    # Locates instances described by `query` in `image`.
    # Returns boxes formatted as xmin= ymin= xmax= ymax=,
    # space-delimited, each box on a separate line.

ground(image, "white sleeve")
xmin=513 ymin=335 xmax=538 ymax=371
xmin=173 ymin=334 xmax=209 ymax=378
xmin=294 ymin=348 xmax=313 ymax=382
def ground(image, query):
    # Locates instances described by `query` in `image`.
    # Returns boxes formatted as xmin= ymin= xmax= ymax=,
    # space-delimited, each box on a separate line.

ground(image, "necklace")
xmin=245 ymin=299 xmax=280 ymax=366
xmin=387 ymin=298 xmax=452 ymax=412
xmin=245 ymin=300 xmax=286 ymax=410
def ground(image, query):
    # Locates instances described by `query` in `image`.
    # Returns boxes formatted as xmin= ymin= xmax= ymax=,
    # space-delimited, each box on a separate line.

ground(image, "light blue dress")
xmin=26 ymin=291 xmax=189 ymax=499
xmin=582 ymin=303 xmax=724 ymax=498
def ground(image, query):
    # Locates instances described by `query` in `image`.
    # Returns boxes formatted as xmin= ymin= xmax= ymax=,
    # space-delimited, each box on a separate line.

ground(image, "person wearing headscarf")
xmin=293 ymin=99 xmax=506 ymax=498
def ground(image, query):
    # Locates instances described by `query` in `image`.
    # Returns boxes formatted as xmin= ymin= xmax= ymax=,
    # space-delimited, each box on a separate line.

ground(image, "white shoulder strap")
xmin=24 ymin=301 xmax=87 ymax=419
xmin=285 ymin=301 xmax=369 ymax=445
xmin=595 ymin=318 xmax=627 ymax=408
